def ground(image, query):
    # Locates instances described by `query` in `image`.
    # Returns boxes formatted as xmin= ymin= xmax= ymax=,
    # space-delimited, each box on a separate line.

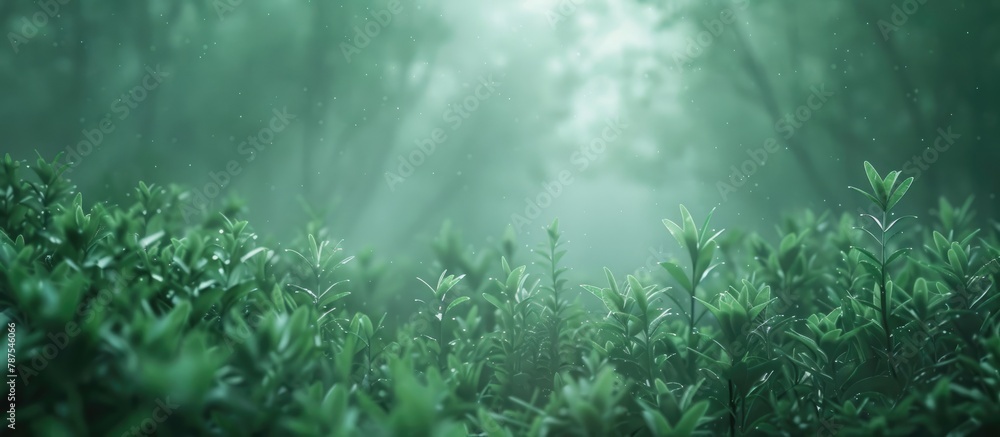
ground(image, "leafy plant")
xmin=660 ymin=205 xmax=722 ymax=339
xmin=415 ymin=271 xmax=468 ymax=371
xmin=534 ymin=219 xmax=577 ymax=389
xmin=660 ymin=205 xmax=723 ymax=374
xmin=482 ymin=258 xmax=539 ymax=403
xmin=849 ymin=161 xmax=915 ymax=376
xmin=696 ymin=280 xmax=779 ymax=436
xmin=285 ymin=234 xmax=353 ymax=325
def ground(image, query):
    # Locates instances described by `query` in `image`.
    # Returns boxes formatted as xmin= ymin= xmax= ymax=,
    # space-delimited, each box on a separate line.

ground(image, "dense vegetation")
xmin=3 ymin=154 xmax=1000 ymax=436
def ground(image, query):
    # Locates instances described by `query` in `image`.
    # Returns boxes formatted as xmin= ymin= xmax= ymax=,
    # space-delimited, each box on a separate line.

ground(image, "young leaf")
xmin=679 ymin=205 xmax=699 ymax=261
xmin=947 ymin=247 xmax=966 ymax=277
xmin=695 ymin=243 xmax=717 ymax=278
xmin=849 ymin=186 xmax=883 ymax=209
xmin=604 ymin=267 xmax=620 ymax=297
xmin=481 ymin=293 xmax=506 ymax=311
xmin=663 ymin=218 xmax=686 ymax=249
xmin=661 ymin=262 xmax=692 ymax=293
xmin=581 ymin=284 xmax=605 ymax=300
xmin=885 ymin=248 xmax=910 ymax=268
xmin=859 ymin=260 xmax=882 ymax=279
xmin=863 ymin=161 xmax=887 ymax=204
xmin=886 ymin=177 xmax=914 ymax=211
xmin=778 ymin=233 xmax=797 ymax=256
xmin=627 ymin=275 xmax=648 ymax=312
xmin=698 ymin=207 xmax=717 ymax=245
xmin=881 ymin=170 xmax=900 ymax=199
xmin=445 ymin=296 xmax=470 ymax=315
xmin=673 ymin=400 xmax=709 ymax=437
xmin=852 ymin=246 xmax=880 ymax=265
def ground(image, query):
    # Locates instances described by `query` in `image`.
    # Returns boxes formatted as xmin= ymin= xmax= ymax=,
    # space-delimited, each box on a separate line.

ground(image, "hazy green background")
xmin=2 ymin=0 xmax=997 ymax=283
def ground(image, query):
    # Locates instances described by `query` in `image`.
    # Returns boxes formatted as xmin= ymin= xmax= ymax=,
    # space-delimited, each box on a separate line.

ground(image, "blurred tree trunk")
xmin=853 ymin=1 xmax=944 ymax=198
xmin=64 ymin=1 xmax=89 ymax=159
xmin=300 ymin=0 xmax=335 ymax=208
xmin=730 ymin=22 xmax=838 ymax=203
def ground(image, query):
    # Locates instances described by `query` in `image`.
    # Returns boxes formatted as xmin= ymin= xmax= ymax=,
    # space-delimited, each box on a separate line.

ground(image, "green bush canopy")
xmin=3 ymin=154 xmax=1000 ymax=436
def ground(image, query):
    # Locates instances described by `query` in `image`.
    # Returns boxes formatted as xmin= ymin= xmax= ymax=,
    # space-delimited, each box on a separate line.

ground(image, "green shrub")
xmin=3 ymin=154 xmax=1000 ymax=435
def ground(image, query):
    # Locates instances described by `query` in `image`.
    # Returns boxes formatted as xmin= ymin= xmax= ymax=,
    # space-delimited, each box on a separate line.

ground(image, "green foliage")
xmin=640 ymin=379 xmax=709 ymax=437
xmin=530 ymin=367 xmax=630 ymax=437
xmin=3 ymin=155 xmax=1000 ymax=435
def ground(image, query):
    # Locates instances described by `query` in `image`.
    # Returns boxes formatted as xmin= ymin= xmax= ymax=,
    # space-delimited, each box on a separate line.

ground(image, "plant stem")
xmin=688 ymin=268 xmax=698 ymax=375
xmin=729 ymin=379 xmax=736 ymax=437
xmin=690 ymin=296 xmax=696 ymax=340
xmin=644 ymin=323 xmax=655 ymax=387
xmin=438 ymin=306 xmax=447 ymax=372
xmin=548 ymin=238 xmax=562 ymax=379
xmin=690 ymin=260 xmax=700 ymax=340
xmin=879 ymin=209 xmax=897 ymax=378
